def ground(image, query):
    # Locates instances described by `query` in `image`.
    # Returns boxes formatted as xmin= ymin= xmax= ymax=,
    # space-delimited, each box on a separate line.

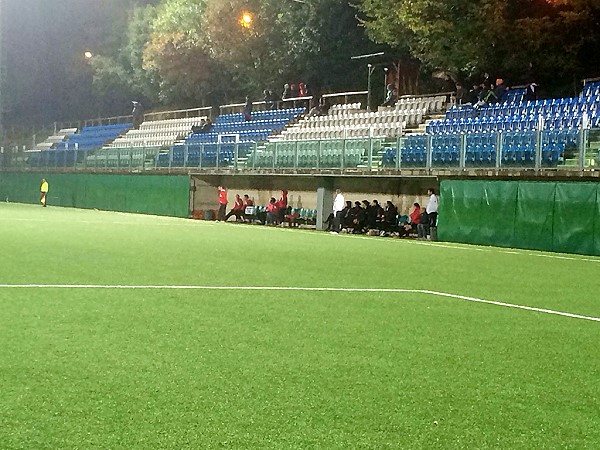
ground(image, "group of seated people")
xmin=222 ymin=192 xmax=436 ymax=238
xmin=223 ymin=190 xmax=292 ymax=225
xmin=326 ymin=200 xmax=433 ymax=238
xmin=191 ymin=118 xmax=213 ymax=134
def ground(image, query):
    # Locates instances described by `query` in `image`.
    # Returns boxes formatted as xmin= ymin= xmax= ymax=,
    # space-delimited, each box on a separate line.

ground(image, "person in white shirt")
xmin=426 ymin=188 xmax=438 ymax=232
xmin=332 ymin=189 xmax=345 ymax=233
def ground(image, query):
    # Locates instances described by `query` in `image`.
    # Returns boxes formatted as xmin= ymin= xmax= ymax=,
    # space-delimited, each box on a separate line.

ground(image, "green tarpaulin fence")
xmin=439 ymin=180 xmax=600 ymax=256
xmin=0 ymin=172 xmax=190 ymax=218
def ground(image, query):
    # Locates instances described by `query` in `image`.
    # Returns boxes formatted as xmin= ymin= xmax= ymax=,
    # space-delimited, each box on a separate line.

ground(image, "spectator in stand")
xmin=382 ymin=84 xmax=397 ymax=107
xmin=290 ymin=83 xmax=299 ymax=99
xmin=298 ymin=82 xmax=306 ymax=97
xmin=298 ymin=83 xmax=309 ymax=109
xmin=264 ymin=89 xmax=276 ymax=110
xmin=192 ymin=119 xmax=206 ymax=134
xmin=266 ymin=197 xmax=279 ymax=225
xmin=243 ymin=96 xmax=253 ymax=121
xmin=275 ymin=189 xmax=288 ymax=223
xmin=308 ymin=97 xmax=328 ymax=117
xmin=481 ymin=72 xmax=492 ymax=89
xmin=331 ymin=189 xmax=345 ymax=233
xmin=200 ymin=118 xmax=212 ymax=133
xmin=453 ymin=82 xmax=465 ymax=106
xmin=224 ymin=194 xmax=245 ymax=221
xmin=426 ymin=188 xmax=438 ymax=239
xmin=217 ymin=186 xmax=228 ymax=221
xmin=524 ymin=81 xmax=538 ymax=102
xmin=132 ymin=101 xmax=145 ymax=129
xmin=494 ymin=78 xmax=508 ymax=103
xmin=466 ymin=83 xmax=482 ymax=105
xmin=282 ymin=83 xmax=290 ymax=101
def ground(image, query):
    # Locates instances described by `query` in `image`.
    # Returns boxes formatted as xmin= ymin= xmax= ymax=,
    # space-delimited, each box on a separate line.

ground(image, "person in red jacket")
xmin=242 ymin=194 xmax=255 ymax=222
xmin=217 ymin=186 xmax=228 ymax=221
xmin=409 ymin=202 xmax=421 ymax=225
xmin=275 ymin=190 xmax=288 ymax=223
xmin=225 ymin=194 xmax=244 ymax=221
xmin=266 ymin=197 xmax=279 ymax=225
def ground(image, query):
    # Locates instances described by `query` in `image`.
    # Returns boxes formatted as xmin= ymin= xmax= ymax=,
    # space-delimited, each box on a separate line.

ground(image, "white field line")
xmin=0 ymin=284 xmax=599 ymax=323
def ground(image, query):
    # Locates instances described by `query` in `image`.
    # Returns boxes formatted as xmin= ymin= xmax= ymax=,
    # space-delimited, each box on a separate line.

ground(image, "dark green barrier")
xmin=0 ymin=172 xmax=190 ymax=217
xmin=439 ymin=180 xmax=600 ymax=256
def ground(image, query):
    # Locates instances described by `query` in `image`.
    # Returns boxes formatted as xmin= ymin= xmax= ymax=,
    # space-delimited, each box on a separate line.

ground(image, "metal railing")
xmin=3 ymin=128 xmax=598 ymax=173
xmin=219 ymin=97 xmax=313 ymax=115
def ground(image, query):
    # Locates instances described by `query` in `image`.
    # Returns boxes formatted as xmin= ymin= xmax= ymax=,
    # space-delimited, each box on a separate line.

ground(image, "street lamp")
xmin=84 ymin=51 xmax=93 ymax=59
xmin=367 ymin=63 xmax=376 ymax=111
xmin=383 ymin=67 xmax=389 ymax=98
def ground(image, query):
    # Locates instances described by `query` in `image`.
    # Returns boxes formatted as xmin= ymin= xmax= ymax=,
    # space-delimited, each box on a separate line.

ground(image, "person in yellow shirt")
xmin=40 ymin=178 xmax=49 ymax=207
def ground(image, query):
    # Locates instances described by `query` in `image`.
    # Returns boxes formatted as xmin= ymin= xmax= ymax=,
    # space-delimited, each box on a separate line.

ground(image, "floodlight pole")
xmin=383 ymin=67 xmax=389 ymax=97
xmin=367 ymin=64 xmax=375 ymax=112
xmin=351 ymin=52 xmax=385 ymax=112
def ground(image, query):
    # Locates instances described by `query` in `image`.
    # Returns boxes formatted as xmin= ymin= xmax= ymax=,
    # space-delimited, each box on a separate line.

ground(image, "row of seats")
xmin=54 ymin=123 xmax=132 ymax=151
xmin=111 ymin=117 xmax=205 ymax=148
xmin=276 ymin=125 xmax=401 ymax=140
xmin=85 ymin=148 xmax=156 ymax=168
xmin=156 ymin=143 xmax=255 ymax=167
xmin=394 ymin=95 xmax=445 ymax=114
xmin=328 ymin=103 xmax=361 ymax=114
xmin=34 ymin=128 xmax=78 ymax=151
xmin=216 ymin=108 xmax=304 ymax=124
xmin=301 ymin=109 xmax=414 ymax=128
xmin=582 ymin=81 xmax=600 ymax=97
xmin=184 ymin=108 xmax=305 ymax=146
xmin=275 ymin=109 xmax=425 ymax=142
xmin=426 ymin=116 xmax=595 ymax=134
xmin=384 ymin=130 xmax=579 ymax=167
xmin=447 ymin=96 xmax=600 ymax=120
xmin=255 ymin=139 xmax=370 ymax=168
xmin=139 ymin=116 xmax=208 ymax=131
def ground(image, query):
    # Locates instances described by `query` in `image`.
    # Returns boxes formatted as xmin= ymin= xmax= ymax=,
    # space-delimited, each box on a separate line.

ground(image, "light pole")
xmin=383 ymin=67 xmax=389 ymax=98
xmin=367 ymin=64 xmax=375 ymax=111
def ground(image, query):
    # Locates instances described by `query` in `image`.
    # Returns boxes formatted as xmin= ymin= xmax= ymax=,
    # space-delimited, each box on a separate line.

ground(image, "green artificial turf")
xmin=1 ymin=203 xmax=599 ymax=449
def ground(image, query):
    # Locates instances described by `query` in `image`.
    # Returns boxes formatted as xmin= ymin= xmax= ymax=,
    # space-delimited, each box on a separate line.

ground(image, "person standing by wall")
xmin=426 ymin=188 xmax=438 ymax=240
xmin=217 ymin=186 xmax=228 ymax=221
xmin=331 ymin=189 xmax=345 ymax=234
xmin=40 ymin=178 xmax=49 ymax=207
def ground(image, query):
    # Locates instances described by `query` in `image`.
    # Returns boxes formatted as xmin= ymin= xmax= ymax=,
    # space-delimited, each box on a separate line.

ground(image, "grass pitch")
xmin=1 ymin=203 xmax=599 ymax=449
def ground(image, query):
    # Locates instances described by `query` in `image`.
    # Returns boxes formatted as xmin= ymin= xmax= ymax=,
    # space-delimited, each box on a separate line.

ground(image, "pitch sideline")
xmin=0 ymin=284 xmax=599 ymax=323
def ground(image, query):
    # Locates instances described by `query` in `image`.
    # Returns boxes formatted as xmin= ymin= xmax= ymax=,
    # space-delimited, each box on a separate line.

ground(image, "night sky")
xmin=2 ymin=0 xmax=158 ymax=126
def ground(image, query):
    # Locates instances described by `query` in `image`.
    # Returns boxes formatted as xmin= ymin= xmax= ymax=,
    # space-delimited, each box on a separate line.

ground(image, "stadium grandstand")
xmin=2 ymin=79 xmax=600 ymax=257
xmin=5 ymin=82 xmax=600 ymax=173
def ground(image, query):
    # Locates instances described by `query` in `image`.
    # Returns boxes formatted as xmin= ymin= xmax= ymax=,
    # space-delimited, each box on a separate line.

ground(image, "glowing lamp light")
xmin=240 ymin=12 xmax=253 ymax=28
xmin=84 ymin=51 xmax=93 ymax=59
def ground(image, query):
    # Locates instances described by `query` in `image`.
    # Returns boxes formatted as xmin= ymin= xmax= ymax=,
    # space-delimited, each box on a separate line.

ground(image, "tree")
xmin=357 ymin=0 xmax=600 ymax=92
